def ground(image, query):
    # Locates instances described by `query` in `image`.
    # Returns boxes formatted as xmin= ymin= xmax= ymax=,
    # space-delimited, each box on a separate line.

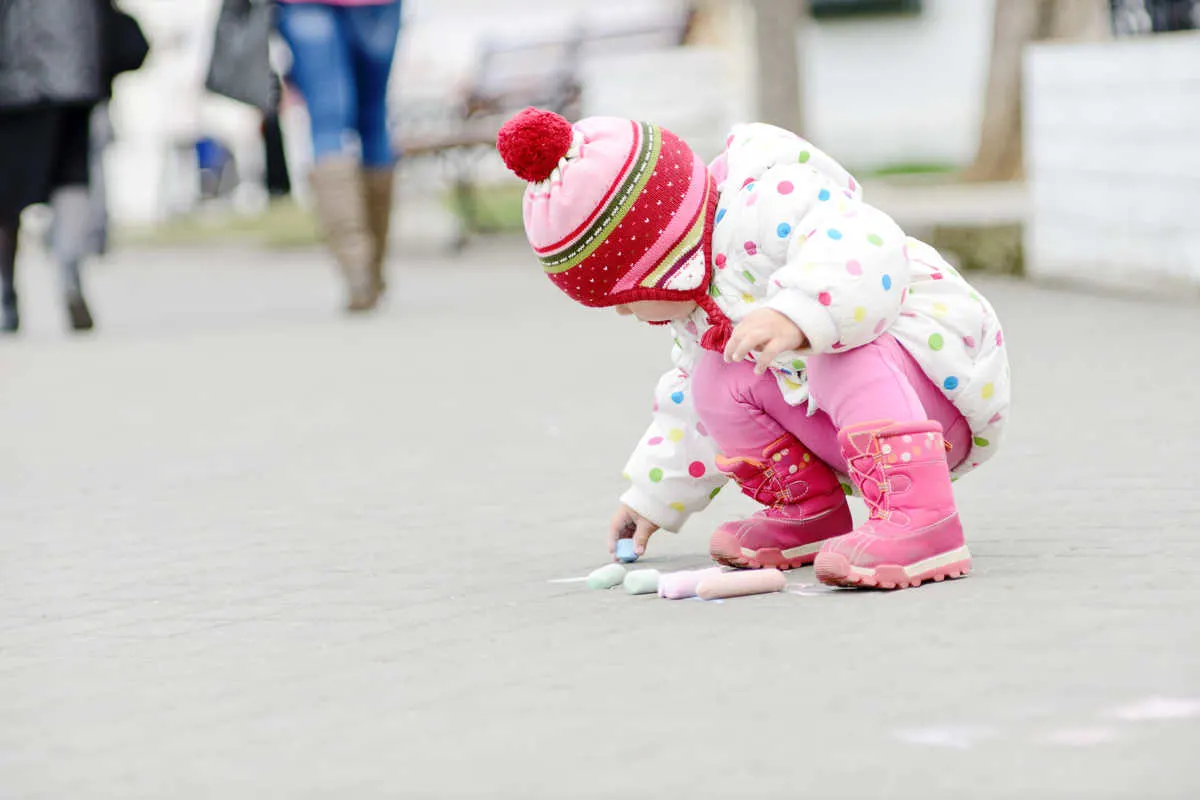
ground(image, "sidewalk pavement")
xmin=1 ymin=236 xmax=1198 ymax=799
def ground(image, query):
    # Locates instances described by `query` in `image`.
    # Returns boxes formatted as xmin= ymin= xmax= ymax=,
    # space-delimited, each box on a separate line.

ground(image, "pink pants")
xmin=692 ymin=334 xmax=971 ymax=474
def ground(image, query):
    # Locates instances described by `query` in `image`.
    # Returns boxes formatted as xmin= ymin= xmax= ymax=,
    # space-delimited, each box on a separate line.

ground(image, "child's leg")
xmin=804 ymin=333 xmax=971 ymax=469
xmin=803 ymin=334 xmax=972 ymax=590
xmin=692 ymin=352 xmax=851 ymax=569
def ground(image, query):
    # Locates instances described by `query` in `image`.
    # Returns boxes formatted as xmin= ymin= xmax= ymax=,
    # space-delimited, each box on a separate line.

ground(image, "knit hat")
xmin=496 ymin=107 xmax=732 ymax=351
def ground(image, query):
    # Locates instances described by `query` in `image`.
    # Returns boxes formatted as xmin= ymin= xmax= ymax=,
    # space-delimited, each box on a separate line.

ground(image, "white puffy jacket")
xmin=620 ymin=124 xmax=1011 ymax=532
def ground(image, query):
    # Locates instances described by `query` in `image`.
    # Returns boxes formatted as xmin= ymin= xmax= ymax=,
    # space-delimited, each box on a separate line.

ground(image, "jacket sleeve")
xmin=619 ymin=334 xmax=728 ymax=533
xmin=758 ymin=164 xmax=907 ymax=352
xmin=729 ymin=162 xmax=911 ymax=354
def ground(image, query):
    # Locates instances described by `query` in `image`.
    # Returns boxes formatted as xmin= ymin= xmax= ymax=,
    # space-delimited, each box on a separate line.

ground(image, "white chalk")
xmin=587 ymin=563 xmax=627 ymax=590
xmin=623 ymin=569 xmax=660 ymax=595
xmin=696 ymin=569 xmax=786 ymax=600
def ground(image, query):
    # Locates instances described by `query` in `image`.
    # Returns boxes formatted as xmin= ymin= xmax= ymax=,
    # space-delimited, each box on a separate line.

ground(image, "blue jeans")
xmin=276 ymin=2 xmax=402 ymax=168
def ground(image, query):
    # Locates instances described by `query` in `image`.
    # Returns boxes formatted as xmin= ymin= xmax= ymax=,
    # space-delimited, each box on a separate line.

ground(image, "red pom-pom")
xmin=496 ymin=107 xmax=574 ymax=183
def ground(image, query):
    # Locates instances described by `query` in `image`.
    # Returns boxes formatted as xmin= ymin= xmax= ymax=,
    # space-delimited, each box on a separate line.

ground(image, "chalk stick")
xmin=696 ymin=569 xmax=786 ymax=600
xmin=623 ymin=569 xmax=661 ymax=595
xmin=587 ymin=563 xmax=627 ymax=590
xmin=659 ymin=567 xmax=725 ymax=599
xmin=614 ymin=538 xmax=639 ymax=563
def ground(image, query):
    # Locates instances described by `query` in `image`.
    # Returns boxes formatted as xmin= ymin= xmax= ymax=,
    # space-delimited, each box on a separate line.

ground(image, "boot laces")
xmin=848 ymin=450 xmax=889 ymax=520
xmin=751 ymin=468 xmax=786 ymax=507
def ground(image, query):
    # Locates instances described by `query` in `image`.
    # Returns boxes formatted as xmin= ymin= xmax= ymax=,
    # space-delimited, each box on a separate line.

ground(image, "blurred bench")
xmin=395 ymin=7 xmax=697 ymax=250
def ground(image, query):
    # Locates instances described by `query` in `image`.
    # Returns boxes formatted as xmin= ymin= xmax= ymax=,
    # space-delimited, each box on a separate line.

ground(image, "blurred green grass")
xmin=116 ymin=200 xmax=322 ymax=250
xmin=442 ymin=181 xmax=527 ymax=233
xmin=865 ymin=162 xmax=957 ymax=178
xmin=116 ymin=183 xmax=531 ymax=249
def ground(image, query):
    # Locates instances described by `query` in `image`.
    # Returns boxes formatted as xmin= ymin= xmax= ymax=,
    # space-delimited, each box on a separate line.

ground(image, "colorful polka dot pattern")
xmin=623 ymin=124 xmax=1009 ymax=527
xmin=880 ymin=431 xmax=944 ymax=466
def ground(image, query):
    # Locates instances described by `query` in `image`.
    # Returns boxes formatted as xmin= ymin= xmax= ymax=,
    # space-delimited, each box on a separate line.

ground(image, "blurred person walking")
xmin=276 ymin=0 xmax=403 ymax=313
xmin=0 ymin=0 xmax=148 ymax=333
xmin=208 ymin=0 xmax=402 ymax=313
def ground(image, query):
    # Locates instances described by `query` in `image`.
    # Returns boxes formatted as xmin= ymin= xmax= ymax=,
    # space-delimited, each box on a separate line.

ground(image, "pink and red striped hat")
xmin=497 ymin=108 xmax=729 ymax=342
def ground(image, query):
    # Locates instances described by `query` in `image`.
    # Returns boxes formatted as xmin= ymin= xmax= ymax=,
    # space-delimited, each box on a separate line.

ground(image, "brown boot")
xmin=362 ymin=167 xmax=395 ymax=297
xmin=309 ymin=157 xmax=377 ymax=312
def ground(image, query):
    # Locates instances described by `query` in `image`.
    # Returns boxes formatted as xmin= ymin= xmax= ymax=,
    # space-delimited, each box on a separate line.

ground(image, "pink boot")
xmin=814 ymin=420 xmax=971 ymax=590
xmin=709 ymin=434 xmax=853 ymax=570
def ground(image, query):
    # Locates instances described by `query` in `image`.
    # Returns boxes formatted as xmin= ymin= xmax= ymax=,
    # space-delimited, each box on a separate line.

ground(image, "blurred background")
xmin=17 ymin=0 xmax=1197 ymax=297
xmin=4 ymin=3 xmax=1200 ymax=795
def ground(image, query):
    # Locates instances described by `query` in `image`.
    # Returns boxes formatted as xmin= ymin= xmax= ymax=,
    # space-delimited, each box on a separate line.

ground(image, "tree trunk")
xmin=963 ymin=0 xmax=1045 ymax=182
xmin=1043 ymin=0 xmax=1111 ymax=39
xmin=965 ymin=0 xmax=1109 ymax=183
xmin=749 ymin=0 xmax=805 ymax=134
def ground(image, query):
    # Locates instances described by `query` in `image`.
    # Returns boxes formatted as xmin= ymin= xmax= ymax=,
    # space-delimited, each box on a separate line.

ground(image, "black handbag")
xmin=103 ymin=2 xmax=150 ymax=81
xmin=204 ymin=0 xmax=277 ymax=113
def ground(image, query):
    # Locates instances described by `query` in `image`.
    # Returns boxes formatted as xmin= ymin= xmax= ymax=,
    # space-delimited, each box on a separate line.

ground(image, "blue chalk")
xmin=615 ymin=539 xmax=639 ymax=563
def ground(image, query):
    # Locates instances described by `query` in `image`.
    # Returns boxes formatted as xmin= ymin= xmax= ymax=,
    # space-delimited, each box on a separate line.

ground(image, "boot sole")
xmin=709 ymin=529 xmax=824 ymax=571
xmin=813 ymin=546 xmax=972 ymax=590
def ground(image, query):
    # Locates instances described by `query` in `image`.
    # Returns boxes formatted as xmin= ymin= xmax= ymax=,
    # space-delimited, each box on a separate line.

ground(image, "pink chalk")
xmin=696 ymin=569 xmax=787 ymax=600
xmin=658 ymin=567 xmax=725 ymax=600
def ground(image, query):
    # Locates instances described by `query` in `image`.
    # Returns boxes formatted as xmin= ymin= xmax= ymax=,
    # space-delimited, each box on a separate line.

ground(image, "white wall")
xmin=399 ymin=0 xmax=691 ymax=91
xmin=553 ymin=0 xmax=996 ymax=170
xmin=1024 ymin=32 xmax=1200 ymax=292
xmin=800 ymin=0 xmax=994 ymax=169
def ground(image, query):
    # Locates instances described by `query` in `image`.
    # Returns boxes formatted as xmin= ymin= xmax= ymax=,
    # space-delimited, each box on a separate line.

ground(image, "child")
xmin=496 ymin=108 xmax=1010 ymax=590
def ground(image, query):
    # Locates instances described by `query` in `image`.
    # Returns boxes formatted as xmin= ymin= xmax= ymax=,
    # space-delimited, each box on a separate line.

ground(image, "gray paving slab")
xmin=1 ymin=236 xmax=1198 ymax=799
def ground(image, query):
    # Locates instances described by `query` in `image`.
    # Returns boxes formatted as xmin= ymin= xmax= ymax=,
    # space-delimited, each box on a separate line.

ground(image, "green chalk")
xmin=587 ymin=563 xmax=627 ymax=590
xmin=623 ymin=569 xmax=661 ymax=595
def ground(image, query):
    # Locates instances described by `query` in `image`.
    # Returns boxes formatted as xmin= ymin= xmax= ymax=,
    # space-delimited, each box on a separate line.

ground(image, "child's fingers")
xmin=725 ymin=327 xmax=765 ymax=364
xmin=632 ymin=518 xmax=658 ymax=555
xmin=607 ymin=509 xmax=631 ymax=554
xmin=753 ymin=337 xmax=789 ymax=375
xmin=722 ymin=329 xmax=742 ymax=363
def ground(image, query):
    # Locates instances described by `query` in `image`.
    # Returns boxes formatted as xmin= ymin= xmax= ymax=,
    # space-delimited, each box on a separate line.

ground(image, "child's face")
xmin=614 ymin=300 xmax=698 ymax=324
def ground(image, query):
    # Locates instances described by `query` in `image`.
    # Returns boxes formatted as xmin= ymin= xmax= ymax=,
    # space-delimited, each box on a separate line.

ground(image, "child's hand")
xmin=724 ymin=309 xmax=808 ymax=374
xmin=609 ymin=504 xmax=660 ymax=559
